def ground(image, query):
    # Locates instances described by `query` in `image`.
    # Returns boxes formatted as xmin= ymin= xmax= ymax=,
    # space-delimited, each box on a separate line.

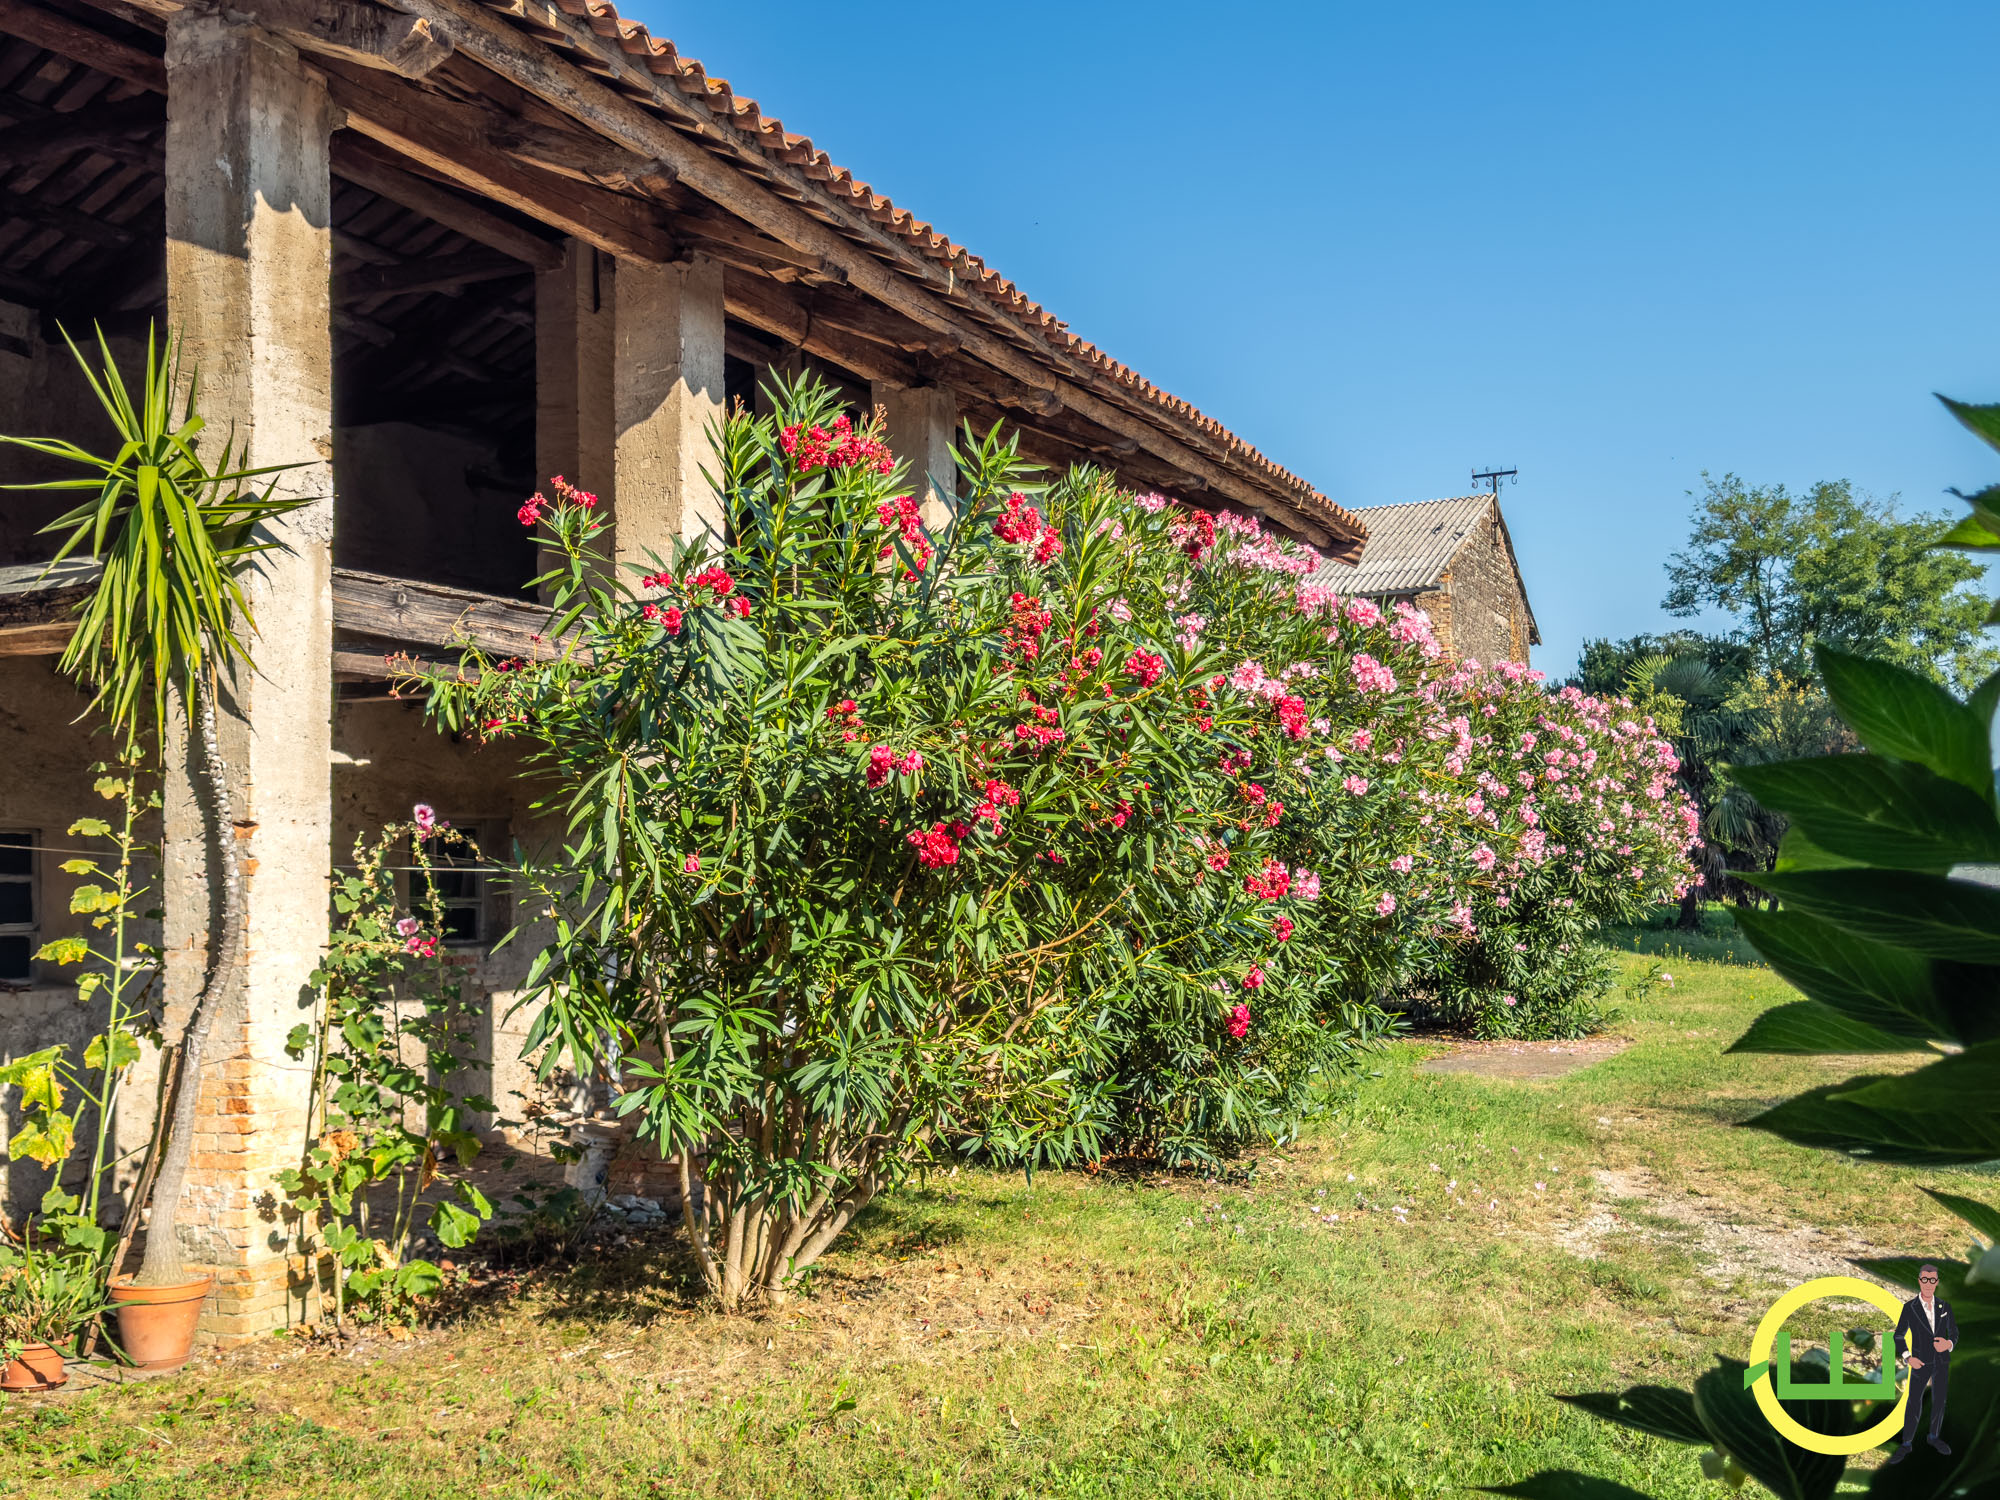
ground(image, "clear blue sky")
xmin=632 ymin=0 xmax=2000 ymax=676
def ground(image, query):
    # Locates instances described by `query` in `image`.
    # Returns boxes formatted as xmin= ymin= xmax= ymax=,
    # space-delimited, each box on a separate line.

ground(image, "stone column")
xmin=873 ymin=382 xmax=959 ymax=531
xmin=612 ymin=254 xmax=725 ymax=565
xmin=160 ymin=12 xmax=336 ymax=1341
xmin=535 ymin=238 xmax=615 ymax=500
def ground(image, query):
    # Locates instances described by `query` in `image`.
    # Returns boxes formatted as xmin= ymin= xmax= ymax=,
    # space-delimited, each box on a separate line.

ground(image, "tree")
xmin=1662 ymin=473 xmax=1994 ymax=691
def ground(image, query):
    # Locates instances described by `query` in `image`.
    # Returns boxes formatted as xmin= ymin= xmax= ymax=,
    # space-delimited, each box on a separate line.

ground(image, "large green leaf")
xmin=1747 ymin=871 xmax=2000 ymax=964
xmin=1941 ymin=395 xmax=2000 ymax=459
xmin=1691 ymin=1356 xmax=1851 ymax=1500
xmin=1817 ymin=647 xmax=1992 ymax=797
xmin=1731 ymin=908 xmax=1948 ymax=1043
xmin=1745 ymin=1047 xmax=2000 ymax=1164
xmin=1726 ymin=1000 xmax=1923 ymax=1056
xmin=1731 ymin=757 xmax=2000 ymax=872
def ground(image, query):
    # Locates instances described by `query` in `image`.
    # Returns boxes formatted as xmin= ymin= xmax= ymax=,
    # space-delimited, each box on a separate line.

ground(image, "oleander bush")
xmin=418 ymin=376 xmax=1694 ymax=1304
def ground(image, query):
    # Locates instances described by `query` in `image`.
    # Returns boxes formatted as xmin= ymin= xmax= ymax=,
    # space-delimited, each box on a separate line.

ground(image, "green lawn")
xmin=2 ymin=952 xmax=1981 ymax=1499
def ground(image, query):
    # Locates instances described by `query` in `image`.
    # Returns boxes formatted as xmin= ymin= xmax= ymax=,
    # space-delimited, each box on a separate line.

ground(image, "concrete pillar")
xmin=873 ymin=383 xmax=959 ymax=531
xmin=612 ymin=254 xmax=725 ymax=565
xmin=535 ymin=238 xmax=615 ymax=502
xmin=160 ymin=12 xmax=336 ymax=1341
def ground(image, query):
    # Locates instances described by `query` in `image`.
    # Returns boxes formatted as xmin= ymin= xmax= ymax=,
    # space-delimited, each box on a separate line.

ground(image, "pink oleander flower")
xmin=1227 ymin=1002 xmax=1251 ymax=1039
xmin=1389 ymin=855 xmax=1414 ymax=874
xmin=683 ymin=854 xmax=701 ymax=875
xmin=1241 ymin=966 xmax=1264 ymax=991
xmin=1294 ymin=868 xmax=1322 ymax=901
xmin=1343 ymin=775 xmax=1370 ymax=797
xmin=1343 ymin=597 xmax=1383 ymax=628
xmin=1272 ymin=916 xmax=1294 ymax=943
xmin=1472 ymin=845 xmax=1497 ymax=871
xmin=1350 ymin=653 xmax=1398 ymax=693
xmin=1107 ymin=597 xmax=1133 ymax=623
xmin=1375 ymin=893 xmax=1397 ymax=917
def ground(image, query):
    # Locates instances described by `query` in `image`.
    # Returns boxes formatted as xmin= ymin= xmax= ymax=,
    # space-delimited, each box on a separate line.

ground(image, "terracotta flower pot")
xmin=108 ymin=1275 xmax=214 ymax=1371
xmin=1 ymin=1342 xmax=68 ymax=1393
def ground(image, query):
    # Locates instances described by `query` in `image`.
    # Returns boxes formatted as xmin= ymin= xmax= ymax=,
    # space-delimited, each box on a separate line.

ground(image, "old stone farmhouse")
xmin=0 ymin=0 xmax=1373 ymax=1340
xmin=1329 ymin=494 xmax=1539 ymax=665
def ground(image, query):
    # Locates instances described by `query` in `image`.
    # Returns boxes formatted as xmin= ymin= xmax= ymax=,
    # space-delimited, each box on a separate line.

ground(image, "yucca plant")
xmin=2 ymin=325 xmax=307 ymax=1287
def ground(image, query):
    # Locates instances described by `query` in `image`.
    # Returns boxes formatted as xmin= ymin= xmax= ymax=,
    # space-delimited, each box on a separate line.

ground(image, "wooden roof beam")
xmin=0 ymin=94 xmax=160 ymax=168
xmin=335 ymin=246 xmax=528 ymax=299
xmin=723 ymin=271 xmax=918 ymax=389
xmin=315 ymin=56 xmax=676 ymax=263
xmin=213 ymin=0 xmax=451 ymax=78
xmin=0 ymin=0 xmax=164 ymax=92
xmin=331 ymin=132 xmax=561 ymax=270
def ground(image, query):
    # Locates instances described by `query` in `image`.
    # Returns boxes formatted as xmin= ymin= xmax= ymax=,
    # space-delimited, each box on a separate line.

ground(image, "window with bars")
xmin=0 ymin=831 xmax=36 ymax=983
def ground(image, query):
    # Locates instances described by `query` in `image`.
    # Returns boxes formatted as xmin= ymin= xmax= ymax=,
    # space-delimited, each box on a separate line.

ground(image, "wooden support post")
xmin=534 ymin=238 xmax=614 ymax=503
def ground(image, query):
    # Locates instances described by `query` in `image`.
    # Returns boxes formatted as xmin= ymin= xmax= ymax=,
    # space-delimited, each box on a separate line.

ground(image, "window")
xmin=0 ymin=831 xmax=35 ymax=983
xmin=415 ymin=821 xmax=504 ymax=948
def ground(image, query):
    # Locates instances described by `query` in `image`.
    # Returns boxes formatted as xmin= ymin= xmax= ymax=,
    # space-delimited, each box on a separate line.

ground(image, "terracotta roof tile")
xmin=517 ymin=0 xmax=1362 ymax=544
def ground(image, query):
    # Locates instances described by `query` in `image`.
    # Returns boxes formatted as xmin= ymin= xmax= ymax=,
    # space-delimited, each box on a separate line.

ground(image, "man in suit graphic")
xmin=1888 ymin=1264 xmax=1958 ymax=1464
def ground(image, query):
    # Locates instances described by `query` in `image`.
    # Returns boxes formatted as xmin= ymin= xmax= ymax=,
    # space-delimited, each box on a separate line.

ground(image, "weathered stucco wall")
xmin=333 ymin=700 xmax=559 ymax=1135
xmin=0 ymin=657 xmax=151 ymax=1220
xmin=0 ymin=302 xmax=148 ymax=567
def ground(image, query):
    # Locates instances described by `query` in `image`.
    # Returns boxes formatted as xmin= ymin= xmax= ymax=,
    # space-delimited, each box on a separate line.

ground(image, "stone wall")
xmin=1422 ymin=507 xmax=1535 ymax=667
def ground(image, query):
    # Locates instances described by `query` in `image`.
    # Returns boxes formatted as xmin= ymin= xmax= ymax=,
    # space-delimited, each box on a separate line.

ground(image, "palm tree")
xmin=3 ymin=327 xmax=306 ymax=1287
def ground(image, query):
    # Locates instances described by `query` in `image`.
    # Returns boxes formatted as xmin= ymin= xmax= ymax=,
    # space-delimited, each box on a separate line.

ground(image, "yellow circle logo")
xmin=1747 ymin=1276 xmax=1908 ymax=1456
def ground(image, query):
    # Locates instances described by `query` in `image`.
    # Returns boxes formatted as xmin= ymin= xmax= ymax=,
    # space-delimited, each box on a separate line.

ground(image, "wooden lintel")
xmin=331 ymin=133 xmax=562 ymax=270
xmin=331 ymin=568 xmax=560 ymax=662
xmin=0 ymin=620 xmax=76 ymax=657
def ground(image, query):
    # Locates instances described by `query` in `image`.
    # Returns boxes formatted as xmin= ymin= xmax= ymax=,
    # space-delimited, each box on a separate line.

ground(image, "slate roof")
xmin=478 ymin=0 xmax=1366 ymax=544
xmin=1334 ymin=495 xmax=1497 ymax=595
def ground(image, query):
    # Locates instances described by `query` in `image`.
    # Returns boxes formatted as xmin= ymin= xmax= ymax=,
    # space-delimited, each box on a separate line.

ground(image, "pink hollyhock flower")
xmin=412 ymin=803 xmax=437 ymax=837
xmin=405 ymin=934 xmax=438 ymax=958
xmin=1227 ymin=1002 xmax=1251 ymax=1039
xmin=395 ymin=916 xmax=421 ymax=938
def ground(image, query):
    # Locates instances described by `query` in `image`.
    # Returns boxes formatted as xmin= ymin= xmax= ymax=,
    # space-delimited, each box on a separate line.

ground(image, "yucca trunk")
xmin=131 ymin=675 xmax=244 ymax=1287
